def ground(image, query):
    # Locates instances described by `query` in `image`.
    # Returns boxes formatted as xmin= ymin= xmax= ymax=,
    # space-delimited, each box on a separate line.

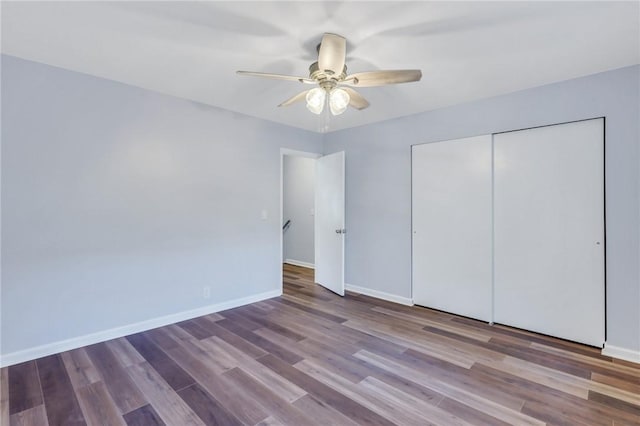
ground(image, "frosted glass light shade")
xmin=306 ymin=88 xmax=326 ymax=114
xmin=329 ymin=88 xmax=350 ymax=115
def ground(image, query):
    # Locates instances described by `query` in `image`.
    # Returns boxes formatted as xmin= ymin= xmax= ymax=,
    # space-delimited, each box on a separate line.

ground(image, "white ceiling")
xmin=2 ymin=1 xmax=639 ymax=133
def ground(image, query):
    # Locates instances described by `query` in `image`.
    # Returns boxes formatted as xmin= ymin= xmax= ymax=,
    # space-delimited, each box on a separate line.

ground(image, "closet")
xmin=412 ymin=118 xmax=605 ymax=347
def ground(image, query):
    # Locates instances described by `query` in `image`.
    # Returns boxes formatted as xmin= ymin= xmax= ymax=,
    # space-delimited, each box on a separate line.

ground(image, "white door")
xmin=494 ymin=118 xmax=605 ymax=346
xmin=314 ymin=151 xmax=345 ymax=296
xmin=412 ymin=135 xmax=493 ymax=321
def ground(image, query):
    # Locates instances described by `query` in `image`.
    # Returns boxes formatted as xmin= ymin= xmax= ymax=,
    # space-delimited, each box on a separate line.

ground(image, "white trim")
xmin=0 ymin=289 xmax=281 ymax=368
xmin=490 ymin=133 xmax=495 ymax=325
xmin=345 ymin=283 xmax=413 ymax=306
xmin=280 ymin=148 xmax=322 ymax=159
xmin=602 ymin=343 xmax=640 ymax=364
xmin=284 ymin=259 xmax=315 ymax=269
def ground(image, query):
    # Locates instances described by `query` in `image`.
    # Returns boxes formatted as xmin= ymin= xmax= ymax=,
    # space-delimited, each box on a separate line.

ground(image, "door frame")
xmin=410 ymin=116 xmax=606 ymax=346
xmin=280 ymin=148 xmax=322 ymax=294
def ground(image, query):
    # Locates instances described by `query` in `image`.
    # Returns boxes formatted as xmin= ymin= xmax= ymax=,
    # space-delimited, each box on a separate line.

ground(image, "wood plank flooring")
xmin=2 ymin=264 xmax=639 ymax=425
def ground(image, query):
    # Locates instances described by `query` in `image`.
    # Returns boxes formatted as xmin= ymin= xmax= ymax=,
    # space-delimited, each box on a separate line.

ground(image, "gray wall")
xmin=324 ymin=65 xmax=640 ymax=353
xmin=1 ymin=55 xmax=323 ymax=355
xmin=283 ymin=156 xmax=315 ymax=266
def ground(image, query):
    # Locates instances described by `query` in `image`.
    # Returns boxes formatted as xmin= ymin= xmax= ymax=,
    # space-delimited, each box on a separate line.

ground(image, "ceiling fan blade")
xmin=278 ymin=90 xmax=310 ymax=107
xmin=236 ymin=71 xmax=315 ymax=84
xmin=343 ymin=70 xmax=422 ymax=87
xmin=318 ymin=33 xmax=346 ymax=75
xmin=342 ymin=88 xmax=369 ymax=110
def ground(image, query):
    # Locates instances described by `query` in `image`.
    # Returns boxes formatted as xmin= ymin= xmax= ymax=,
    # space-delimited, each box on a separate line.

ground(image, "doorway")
xmin=282 ymin=151 xmax=318 ymax=270
xmin=280 ymin=149 xmax=320 ymax=295
xmin=279 ymin=148 xmax=346 ymax=296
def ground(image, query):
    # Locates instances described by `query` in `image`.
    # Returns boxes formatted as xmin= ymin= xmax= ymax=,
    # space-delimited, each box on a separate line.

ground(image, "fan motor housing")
xmin=309 ymin=62 xmax=347 ymax=87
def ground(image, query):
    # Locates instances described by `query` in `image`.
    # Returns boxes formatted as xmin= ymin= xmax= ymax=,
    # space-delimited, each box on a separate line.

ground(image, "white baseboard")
xmin=345 ymin=283 xmax=413 ymax=306
xmin=0 ymin=289 xmax=281 ymax=368
xmin=602 ymin=343 xmax=640 ymax=364
xmin=284 ymin=259 xmax=315 ymax=269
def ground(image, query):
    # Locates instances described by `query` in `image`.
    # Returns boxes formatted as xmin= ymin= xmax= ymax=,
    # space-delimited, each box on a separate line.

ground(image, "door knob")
xmin=335 ymin=229 xmax=346 ymax=234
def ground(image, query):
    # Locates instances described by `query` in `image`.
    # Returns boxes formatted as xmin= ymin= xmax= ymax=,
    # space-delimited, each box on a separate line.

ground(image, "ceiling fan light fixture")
xmin=306 ymin=87 xmax=326 ymax=114
xmin=238 ymin=33 xmax=422 ymax=117
xmin=329 ymin=88 xmax=350 ymax=115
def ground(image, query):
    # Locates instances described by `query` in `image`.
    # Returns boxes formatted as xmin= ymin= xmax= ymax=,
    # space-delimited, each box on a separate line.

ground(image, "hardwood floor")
xmin=2 ymin=264 xmax=639 ymax=425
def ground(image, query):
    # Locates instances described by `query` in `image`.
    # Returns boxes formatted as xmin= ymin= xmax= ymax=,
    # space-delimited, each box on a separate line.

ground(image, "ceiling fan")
xmin=237 ymin=33 xmax=422 ymax=116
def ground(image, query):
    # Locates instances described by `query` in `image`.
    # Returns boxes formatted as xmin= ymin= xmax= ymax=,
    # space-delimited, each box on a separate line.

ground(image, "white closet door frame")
xmin=412 ymin=135 xmax=493 ymax=322
xmin=493 ymin=118 xmax=605 ymax=347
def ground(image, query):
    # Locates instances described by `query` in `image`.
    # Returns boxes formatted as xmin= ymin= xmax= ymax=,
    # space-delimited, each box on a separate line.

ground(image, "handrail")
xmin=282 ymin=219 xmax=291 ymax=232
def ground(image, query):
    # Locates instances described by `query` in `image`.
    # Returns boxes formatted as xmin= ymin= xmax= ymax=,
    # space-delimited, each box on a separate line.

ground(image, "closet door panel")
xmin=493 ymin=119 xmax=604 ymax=346
xmin=412 ymin=135 xmax=492 ymax=321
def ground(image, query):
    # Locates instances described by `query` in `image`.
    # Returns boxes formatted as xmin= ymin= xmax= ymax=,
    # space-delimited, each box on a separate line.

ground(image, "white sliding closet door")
xmin=493 ymin=119 xmax=604 ymax=346
xmin=412 ymin=135 xmax=492 ymax=321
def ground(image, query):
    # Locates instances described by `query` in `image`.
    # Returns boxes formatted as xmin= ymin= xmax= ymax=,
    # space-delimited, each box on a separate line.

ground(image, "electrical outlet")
xmin=203 ymin=286 xmax=211 ymax=299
